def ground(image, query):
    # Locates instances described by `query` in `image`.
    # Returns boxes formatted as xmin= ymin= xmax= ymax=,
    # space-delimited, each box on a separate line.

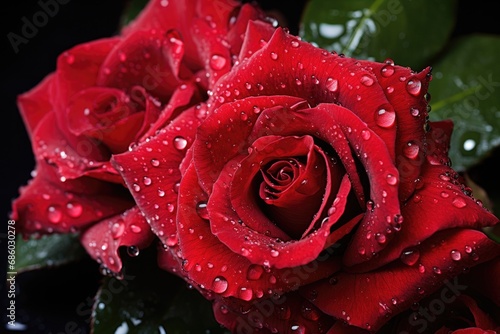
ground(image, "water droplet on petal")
xmin=452 ymin=197 xmax=467 ymax=208
xmin=386 ymin=174 xmax=398 ymax=186
xmin=127 ymin=245 xmax=140 ymax=257
xmin=450 ymin=249 xmax=462 ymax=261
xmin=239 ymin=287 xmax=253 ymax=301
xmin=270 ymin=249 xmax=279 ymax=257
xmin=66 ymin=202 xmax=83 ymax=218
xmin=270 ymin=52 xmax=278 ymax=60
xmin=375 ymin=233 xmax=387 ymax=244
xmin=403 ymin=141 xmax=420 ymax=159
xmin=291 ymin=40 xmax=300 ymax=48
xmin=433 ymin=266 xmax=442 ymax=275
xmin=111 ymin=220 xmax=125 ymax=239
xmin=247 ymin=264 xmax=264 ymax=280
xmin=381 ymin=64 xmax=395 ymax=77
xmin=47 ymin=205 xmax=62 ymax=224
xmin=133 ymin=183 xmax=141 ymax=192
xmin=464 ymin=245 xmax=472 ymax=254
xmin=212 ymin=276 xmax=229 ymax=293
xmin=376 ymin=107 xmax=395 ymax=128
xmin=418 ymin=264 xmax=426 ymax=273
xmin=151 ymin=159 xmax=160 ymax=167
xmin=143 ymin=176 xmax=152 ymax=186
xmin=361 ymin=129 xmax=371 ymax=140
xmin=173 ymin=136 xmax=187 ymax=150
xmin=167 ymin=203 xmax=175 ymax=213
xmin=406 ymin=79 xmax=422 ymax=96
xmin=360 ymin=75 xmax=374 ymax=86
xmin=400 ymin=248 xmax=420 ymax=266
xmin=196 ymin=201 xmax=209 ymax=220
xmin=210 ymin=54 xmax=227 ymax=70
xmin=326 ymin=77 xmax=338 ymax=92
xmin=130 ymin=225 xmax=142 ymax=233
xmin=408 ymin=108 xmax=420 ymax=118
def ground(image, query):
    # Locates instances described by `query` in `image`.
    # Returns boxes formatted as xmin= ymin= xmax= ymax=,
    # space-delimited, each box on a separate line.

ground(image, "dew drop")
xmin=432 ymin=266 xmax=442 ymax=275
xmin=158 ymin=189 xmax=166 ymax=197
xmin=212 ymin=276 xmax=229 ymax=294
xmin=111 ymin=221 xmax=125 ymax=239
xmin=400 ymin=248 xmax=420 ymax=266
xmin=173 ymin=136 xmax=187 ymax=150
xmin=142 ymin=176 xmax=152 ymax=186
xmin=291 ymin=40 xmax=300 ymax=48
xmin=209 ymin=54 xmax=227 ymax=70
xmin=406 ymin=79 xmax=422 ymax=96
xmin=130 ymin=224 xmax=142 ymax=233
xmin=361 ymin=129 xmax=371 ymax=140
xmin=410 ymin=107 xmax=420 ymax=117
xmin=196 ymin=201 xmax=209 ymax=220
xmin=381 ymin=64 xmax=395 ymax=77
xmin=403 ymin=141 xmax=420 ymax=159
xmin=150 ymin=159 xmax=160 ymax=167
xmin=239 ymin=287 xmax=253 ymax=301
xmin=376 ymin=107 xmax=395 ymax=128
xmin=452 ymin=197 xmax=467 ymax=208
xmin=450 ymin=249 xmax=462 ymax=261
xmin=440 ymin=191 xmax=449 ymax=198
xmin=247 ymin=264 xmax=264 ymax=280
xmin=66 ymin=202 xmax=83 ymax=218
xmin=127 ymin=245 xmax=140 ymax=257
xmin=386 ymin=174 xmax=398 ymax=186
xmin=166 ymin=234 xmax=178 ymax=246
xmin=464 ymin=245 xmax=472 ymax=254
xmin=375 ymin=233 xmax=387 ymax=244
xmin=270 ymin=249 xmax=280 ymax=257
xmin=418 ymin=264 xmax=426 ymax=273
xmin=360 ymin=75 xmax=374 ymax=86
xmin=133 ymin=183 xmax=141 ymax=192
xmin=270 ymin=52 xmax=278 ymax=60
xmin=167 ymin=203 xmax=175 ymax=213
xmin=47 ymin=205 xmax=62 ymax=224
xmin=326 ymin=77 xmax=338 ymax=92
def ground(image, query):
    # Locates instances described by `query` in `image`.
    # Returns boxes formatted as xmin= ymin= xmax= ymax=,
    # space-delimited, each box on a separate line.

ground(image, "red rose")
xmin=114 ymin=22 xmax=500 ymax=334
xmin=11 ymin=0 xmax=268 ymax=273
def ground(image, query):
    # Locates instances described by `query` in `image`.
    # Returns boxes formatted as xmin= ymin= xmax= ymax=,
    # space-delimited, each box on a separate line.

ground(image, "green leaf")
xmin=299 ymin=0 xmax=457 ymax=69
xmin=120 ymin=0 xmax=149 ymax=27
xmin=428 ymin=35 xmax=500 ymax=170
xmin=92 ymin=250 xmax=229 ymax=334
xmin=14 ymin=233 xmax=87 ymax=272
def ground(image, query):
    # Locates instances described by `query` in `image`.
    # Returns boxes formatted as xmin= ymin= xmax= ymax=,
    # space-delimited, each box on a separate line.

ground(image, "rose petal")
xmin=175 ymin=164 xmax=341 ymax=300
xmin=301 ymin=229 xmax=500 ymax=331
xmin=32 ymin=112 xmax=120 ymax=181
xmin=194 ymin=95 xmax=305 ymax=195
xmin=238 ymin=20 xmax=276 ymax=62
xmin=346 ymin=160 xmax=499 ymax=273
xmin=55 ymin=38 xmax=120 ymax=111
xmin=97 ymin=29 xmax=186 ymax=101
xmin=17 ymin=73 xmax=55 ymax=137
xmin=360 ymin=60 xmax=432 ymax=201
xmin=227 ymin=3 xmax=269 ymax=57
xmin=11 ymin=160 xmax=132 ymax=235
xmin=246 ymin=104 xmax=401 ymax=265
xmin=111 ymin=105 xmax=201 ymax=246
xmin=211 ymin=27 xmax=398 ymax=163
xmin=80 ymin=206 xmax=155 ymax=273
xmin=209 ymin=159 xmax=352 ymax=268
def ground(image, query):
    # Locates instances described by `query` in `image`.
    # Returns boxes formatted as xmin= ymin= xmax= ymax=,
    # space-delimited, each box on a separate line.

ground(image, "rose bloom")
xmin=11 ymin=0 xmax=268 ymax=273
xmin=114 ymin=20 xmax=500 ymax=334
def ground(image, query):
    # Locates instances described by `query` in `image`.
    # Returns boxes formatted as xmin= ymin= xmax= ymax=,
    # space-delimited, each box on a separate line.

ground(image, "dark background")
xmin=1 ymin=0 xmax=499 ymax=333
